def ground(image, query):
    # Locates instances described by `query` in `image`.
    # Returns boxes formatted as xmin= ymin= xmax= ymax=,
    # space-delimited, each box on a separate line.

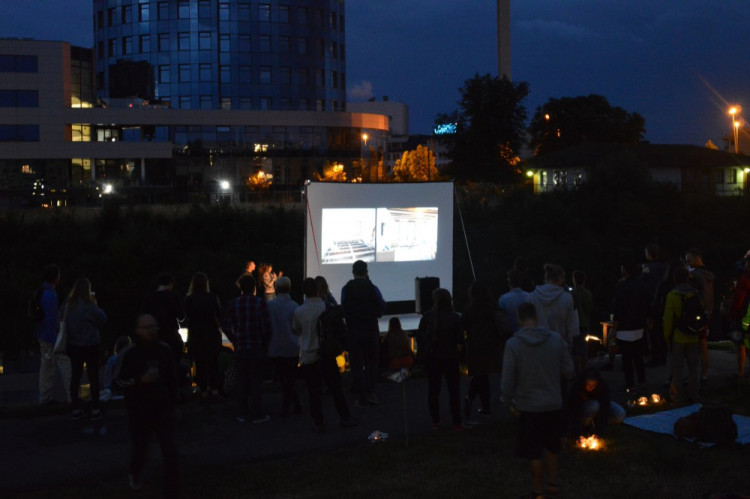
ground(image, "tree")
xmin=437 ymin=74 xmax=529 ymax=183
xmin=528 ymin=94 xmax=645 ymax=156
xmin=392 ymin=145 xmax=439 ymax=182
xmin=314 ymin=162 xmax=347 ymax=182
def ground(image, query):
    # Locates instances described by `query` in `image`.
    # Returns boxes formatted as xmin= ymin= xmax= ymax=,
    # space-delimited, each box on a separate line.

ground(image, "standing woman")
xmin=184 ymin=272 xmax=223 ymax=402
xmin=65 ymin=278 xmax=107 ymax=420
xmin=462 ymin=281 xmax=510 ymax=417
xmin=259 ymin=263 xmax=282 ymax=301
xmin=417 ymin=288 xmax=464 ymax=431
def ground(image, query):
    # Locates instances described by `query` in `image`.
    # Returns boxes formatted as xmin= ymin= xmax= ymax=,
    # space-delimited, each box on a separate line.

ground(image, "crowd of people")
xmin=28 ymin=244 xmax=750 ymax=498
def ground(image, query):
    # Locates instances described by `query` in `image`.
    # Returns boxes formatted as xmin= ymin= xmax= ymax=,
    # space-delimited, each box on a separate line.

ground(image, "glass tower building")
xmin=93 ymin=0 xmax=346 ymax=112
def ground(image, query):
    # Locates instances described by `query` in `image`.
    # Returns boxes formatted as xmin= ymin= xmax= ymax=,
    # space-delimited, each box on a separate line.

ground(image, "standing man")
xmin=293 ymin=278 xmax=358 ymax=432
xmin=266 ymin=276 xmax=302 ymax=417
xmin=685 ymin=248 xmax=714 ymax=382
xmin=498 ymin=269 xmax=531 ymax=333
xmin=141 ymin=272 xmax=185 ymax=362
xmin=35 ymin=264 xmax=70 ymax=404
xmin=341 ymin=260 xmax=385 ymax=407
xmin=116 ymin=314 xmax=179 ymax=496
xmin=501 ymin=303 xmax=574 ymax=499
xmin=611 ymin=259 xmax=650 ymax=394
xmin=642 ymin=243 xmax=669 ymax=367
xmin=527 ymin=263 xmax=580 ymax=353
xmin=223 ymin=274 xmax=272 ymax=423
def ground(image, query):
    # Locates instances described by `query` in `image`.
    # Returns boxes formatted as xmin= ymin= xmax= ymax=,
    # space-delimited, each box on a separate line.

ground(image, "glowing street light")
xmin=219 ymin=179 xmax=231 ymax=191
xmin=729 ymin=106 xmax=741 ymax=154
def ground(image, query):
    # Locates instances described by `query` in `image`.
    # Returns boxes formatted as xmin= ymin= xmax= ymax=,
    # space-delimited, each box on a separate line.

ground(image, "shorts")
xmin=515 ymin=410 xmax=563 ymax=460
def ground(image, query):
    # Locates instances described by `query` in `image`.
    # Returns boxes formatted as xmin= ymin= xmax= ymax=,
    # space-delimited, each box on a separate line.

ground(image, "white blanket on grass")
xmin=623 ymin=403 xmax=750 ymax=445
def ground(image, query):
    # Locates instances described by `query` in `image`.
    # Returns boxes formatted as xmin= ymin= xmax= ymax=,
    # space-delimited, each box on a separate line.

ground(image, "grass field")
xmin=12 ymin=383 xmax=749 ymax=499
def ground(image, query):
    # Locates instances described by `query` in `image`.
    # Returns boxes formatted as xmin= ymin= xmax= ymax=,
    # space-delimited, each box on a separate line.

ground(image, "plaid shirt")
xmin=223 ymin=294 xmax=271 ymax=353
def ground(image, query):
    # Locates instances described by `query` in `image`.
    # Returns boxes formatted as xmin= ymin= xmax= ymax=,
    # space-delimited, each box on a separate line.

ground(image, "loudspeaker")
xmin=415 ymin=277 xmax=440 ymax=314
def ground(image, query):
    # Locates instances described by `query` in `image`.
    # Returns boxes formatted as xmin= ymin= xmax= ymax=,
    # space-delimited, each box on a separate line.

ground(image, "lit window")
xmin=139 ymin=3 xmax=149 ymax=22
xmin=221 ymin=97 xmax=231 ymax=110
xmin=729 ymin=169 xmax=738 ymax=184
xmin=259 ymin=4 xmax=270 ymax=22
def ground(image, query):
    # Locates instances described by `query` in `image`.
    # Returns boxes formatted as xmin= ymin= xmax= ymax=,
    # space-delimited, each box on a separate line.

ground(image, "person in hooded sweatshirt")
xmin=527 ymin=263 xmax=580 ymax=355
xmin=501 ymin=302 xmax=574 ymax=499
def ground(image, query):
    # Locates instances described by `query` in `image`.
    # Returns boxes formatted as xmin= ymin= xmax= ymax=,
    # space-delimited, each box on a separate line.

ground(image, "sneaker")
xmin=72 ymin=409 xmax=85 ymax=421
xmin=252 ymin=414 xmax=270 ymax=424
xmin=128 ymin=474 xmax=141 ymax=491
xmin=340 ymin=417 xmax=360 ymax=428
xmin=90 ymin=409 xmax=102 ymax=421
xmin=236 ymin=415 xmax=247 ymax=423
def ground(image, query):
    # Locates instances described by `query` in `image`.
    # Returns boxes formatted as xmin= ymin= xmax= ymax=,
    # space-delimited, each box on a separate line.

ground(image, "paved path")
xmin=0 ymin=347 xmax=744 ymax=495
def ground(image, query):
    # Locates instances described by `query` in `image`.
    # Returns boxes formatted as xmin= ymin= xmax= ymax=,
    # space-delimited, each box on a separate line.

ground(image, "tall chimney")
xmin=497 ymin=0 xmax=511 ymax=80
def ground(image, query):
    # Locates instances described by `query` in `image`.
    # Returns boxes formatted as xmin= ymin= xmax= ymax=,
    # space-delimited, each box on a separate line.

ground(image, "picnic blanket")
xmin=623 ymin=403 xmax=750 ymax=445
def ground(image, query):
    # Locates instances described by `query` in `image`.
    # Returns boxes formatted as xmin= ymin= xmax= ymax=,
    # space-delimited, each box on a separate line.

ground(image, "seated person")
xmin=382 ymin=317 xmax=415 ymax=370
xmin=101 ymin=335 xmax=132 ymax=401
xmin=568 ymin=367 xmax=625 ymax=437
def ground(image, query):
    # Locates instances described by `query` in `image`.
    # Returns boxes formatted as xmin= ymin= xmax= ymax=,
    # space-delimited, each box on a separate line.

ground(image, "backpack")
xmin=675 ymin=292 xmax=706 ymax=336
xmin=317 ymin=305 xmax=347 ymax=358
xmin=697 ymin=406 xmax=737 ymax=445
xmin=27 ymin=287 xmax=44 ymax=322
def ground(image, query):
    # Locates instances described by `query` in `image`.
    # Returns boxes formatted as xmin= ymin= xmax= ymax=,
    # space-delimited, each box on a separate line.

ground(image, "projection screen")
xmin=305 ymin=181 xmax=453 ymax=303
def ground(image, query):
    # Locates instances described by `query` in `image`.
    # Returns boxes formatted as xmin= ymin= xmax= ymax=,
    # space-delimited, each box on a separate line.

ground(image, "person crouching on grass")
xmin=501 ymin=302 xmax=574 ymax=499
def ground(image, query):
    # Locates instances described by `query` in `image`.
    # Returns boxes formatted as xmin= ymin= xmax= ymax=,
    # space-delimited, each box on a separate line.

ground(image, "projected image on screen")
xmin=321 ymin=208 xmax=377 ymax=264
xmin=376 ymin=207 xmax=437 ymax=262
xmin=321 ymin=207 xmax=437 ymax=264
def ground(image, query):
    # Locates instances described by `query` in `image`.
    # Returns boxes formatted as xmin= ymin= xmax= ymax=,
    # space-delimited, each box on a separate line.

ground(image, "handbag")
xmin=53 ymin=305 xmax=68 ymax=355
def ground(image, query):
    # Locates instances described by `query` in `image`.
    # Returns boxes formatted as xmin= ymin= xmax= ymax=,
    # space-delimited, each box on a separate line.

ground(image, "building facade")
xmin=0 ymin=1 xmax=389 ymax=207
xmin=94 ymin=0 xmax=346 ymax=113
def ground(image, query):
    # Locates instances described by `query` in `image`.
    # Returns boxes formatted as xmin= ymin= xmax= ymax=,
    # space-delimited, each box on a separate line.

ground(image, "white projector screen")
xmin=305 ymin=181 xmax=453 ymax=303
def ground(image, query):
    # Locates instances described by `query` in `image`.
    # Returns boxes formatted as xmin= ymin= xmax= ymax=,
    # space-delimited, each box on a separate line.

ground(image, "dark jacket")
xmin=116 ymin=338 xmax=178 ymax=415
xmin=568 ymin=368 xmax=613 ymax=436
xmin=417 ymin=309 xmax=463 ymax=361
xmin=141 ymin=289 xmax=185 ymax=350
xmin=184 ymin=291 xmax=222 ymax=352
xmin=613 ymin=276 xmax=650 ymax=331
xmin=341 ymin=278 xmax=385 ymax=334
xmin=461 ymin=305 xmax=510 ymax=375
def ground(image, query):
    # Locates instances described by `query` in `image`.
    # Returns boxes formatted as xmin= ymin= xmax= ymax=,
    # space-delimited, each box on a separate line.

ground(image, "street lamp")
xmin=729 ymin=106 xmax=741 ymax=154
xmin=361 ymin=133 xmax=369 ymax=181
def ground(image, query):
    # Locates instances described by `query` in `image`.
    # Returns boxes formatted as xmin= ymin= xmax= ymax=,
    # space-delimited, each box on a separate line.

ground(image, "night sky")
xmin=1 ymin=0 xmax=748 ymax=148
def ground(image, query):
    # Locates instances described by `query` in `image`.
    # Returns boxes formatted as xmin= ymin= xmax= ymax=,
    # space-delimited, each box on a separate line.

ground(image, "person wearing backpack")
xmin=35 ymin=264 xmax=71 ymax=405
xmin=292 ymin=278 xmax=357 ymax=432
xmin=729 ymin=256 xmax=750 ymax=383
xmin=663 ymin=267 xmax=702 ymax=403
xmin=685 ymin=248 xmax=714 ymax=382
